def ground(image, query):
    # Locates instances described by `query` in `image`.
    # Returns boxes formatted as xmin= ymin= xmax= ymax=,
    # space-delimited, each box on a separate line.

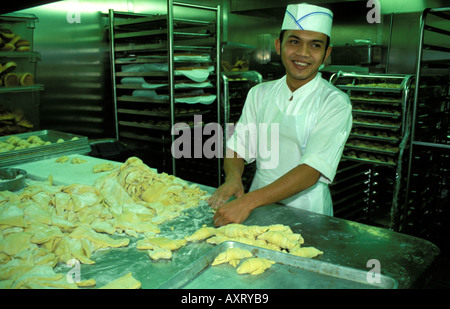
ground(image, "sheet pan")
xmin=159 ymin=241 xmax=398 ymax=289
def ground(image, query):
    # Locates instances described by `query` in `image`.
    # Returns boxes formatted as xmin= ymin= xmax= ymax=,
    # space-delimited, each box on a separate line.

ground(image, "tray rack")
xmin=107 ymin=1 xmax=222 ymax=187
xmin=404 ymin=7 xmax=450 ymax=252
xmin=330 ymin=72 xmax=414 ymax=230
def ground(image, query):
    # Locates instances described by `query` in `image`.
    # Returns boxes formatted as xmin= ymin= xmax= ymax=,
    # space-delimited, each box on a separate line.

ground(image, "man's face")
xmin=275 ymin=30 xmax=331 ymax=91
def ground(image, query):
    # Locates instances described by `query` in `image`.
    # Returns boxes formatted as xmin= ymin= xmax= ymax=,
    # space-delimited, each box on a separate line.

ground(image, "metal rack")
xmin=404 ymin=7 xmax=450 ymax=250
xmin=107 ymin=1 xmax=221 ymax=186
xmin=0 ymin=13 xmax=43 ymax=136
xmin=330 ymin=72 xmax=414 ymax=230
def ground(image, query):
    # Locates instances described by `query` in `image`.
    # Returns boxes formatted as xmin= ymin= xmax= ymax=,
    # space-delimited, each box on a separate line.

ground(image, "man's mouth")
xmin=292 ymin=60 xmax=309 ymax=67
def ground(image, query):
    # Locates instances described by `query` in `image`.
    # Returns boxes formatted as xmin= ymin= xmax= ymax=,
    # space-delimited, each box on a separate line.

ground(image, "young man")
xmin=209 ymin=3 xmax=352 ymax=227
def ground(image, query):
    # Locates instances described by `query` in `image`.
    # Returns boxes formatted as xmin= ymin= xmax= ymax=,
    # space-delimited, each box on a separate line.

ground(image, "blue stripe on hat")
xmin=297 ymin=11 xmax=333 ymax=23
xmin=285 ymin=9 xmax=304 ymax=30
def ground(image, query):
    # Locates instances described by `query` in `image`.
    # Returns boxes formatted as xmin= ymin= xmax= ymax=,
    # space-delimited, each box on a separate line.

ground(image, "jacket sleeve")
xmin=299 ymin=93 xmax=353 ymax=183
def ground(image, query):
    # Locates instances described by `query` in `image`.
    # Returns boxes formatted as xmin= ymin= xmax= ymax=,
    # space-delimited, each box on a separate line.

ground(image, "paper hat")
xmin=282 ymin=3 xmax=333 ymax=37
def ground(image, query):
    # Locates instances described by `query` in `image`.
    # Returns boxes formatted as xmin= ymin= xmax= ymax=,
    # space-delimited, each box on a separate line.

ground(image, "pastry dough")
xmin=212 ymin=247 xmax=252 ymax=267
xmin=55 ymin=156 xmax=69 ymax=163
xmin=92 ymin=163 xmax=117 ymax=173
xmin=217 ymin=223 xmax=247 ymax=238
xmin=185 ymin=226 xmax=216 ymax=242
xmin=0 ymin=156 xmax=211 ymax=289
xmin=76 ymin=278 xmax=96 ymax=287
xmin=289 ymin=247 xmax=323 ymax=259
xmin=136 ymin=237 xmax=186 ymax=251
xmin=257 ymin=231 xmax=299 ymax=250
xmin=148 ymin=247 xmax=172 ymax=260
xmin=69 ymin=226 xmax=130 ymax=249
xmin=99 ymin=272 xmax=141 ymax=289
xmin=71 ymin=157 xmax=87 ymax=164
xmin=236 ymin=258 xmax=275 ymax=275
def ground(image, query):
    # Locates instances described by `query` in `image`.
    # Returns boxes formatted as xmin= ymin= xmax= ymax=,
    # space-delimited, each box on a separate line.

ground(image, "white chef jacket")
xmin=226 ymin=73 xmax=352 ymax=216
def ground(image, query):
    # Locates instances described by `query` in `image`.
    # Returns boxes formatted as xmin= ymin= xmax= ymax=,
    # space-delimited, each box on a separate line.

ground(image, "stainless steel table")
xmin=243 ymin=204 xmax=440 ymax=289
xmin=14 ymin=157 xmax=439 ymax=289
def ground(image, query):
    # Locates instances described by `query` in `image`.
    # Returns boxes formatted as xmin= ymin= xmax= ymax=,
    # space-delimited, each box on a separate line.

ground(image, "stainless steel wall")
xmin=16 ymin=0 xmax=449 ymax=138
xmin=18 ymin=0 xmax=222 ymax=139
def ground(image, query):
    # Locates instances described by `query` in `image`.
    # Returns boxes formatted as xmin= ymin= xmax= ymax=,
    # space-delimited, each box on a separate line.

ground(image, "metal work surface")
xmin=12 ymin=158 xmax=440 ymax=289
xmin=159 ymin=241 xmax=397 ymax=289
xmin=244 ymin=205 xmax=440 ymax=289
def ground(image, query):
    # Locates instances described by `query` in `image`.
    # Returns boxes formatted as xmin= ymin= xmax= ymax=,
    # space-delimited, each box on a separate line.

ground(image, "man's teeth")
xmin=294 ymin=61 xmax=308 ymax=66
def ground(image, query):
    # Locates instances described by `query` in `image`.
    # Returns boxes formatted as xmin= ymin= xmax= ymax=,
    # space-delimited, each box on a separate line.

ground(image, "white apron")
xmin=248 ymin=78 xmax=333 ymax=216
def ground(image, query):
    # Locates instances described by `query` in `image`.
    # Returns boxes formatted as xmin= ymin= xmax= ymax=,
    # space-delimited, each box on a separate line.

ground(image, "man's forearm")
xmin=245 ymin=164 xmax=321 ymax=209
xmin=224 ymin=148 xmax=245 ymax=182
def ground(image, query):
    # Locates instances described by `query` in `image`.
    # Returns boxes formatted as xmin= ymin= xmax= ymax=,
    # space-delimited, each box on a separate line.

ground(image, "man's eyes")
xmin=287 ymin=40 xmax=322 ymax=49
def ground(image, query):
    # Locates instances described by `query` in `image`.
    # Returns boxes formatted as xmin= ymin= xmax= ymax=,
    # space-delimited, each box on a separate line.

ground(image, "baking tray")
xmin=0 ymin=130 xmax=91 ymax=167
xmin=158 ymin=241 xmax=398 ymax=289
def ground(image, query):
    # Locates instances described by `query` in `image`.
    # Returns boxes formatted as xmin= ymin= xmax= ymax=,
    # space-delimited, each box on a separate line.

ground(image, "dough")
xmin=217 ymin=223 xmax=248 ymax=238
xmin=55 ymin=156 xmax=69 ymax=163
xmin=185 ymin=226 xmax=216 ymax=242
xmin=136 ymin=237 xmax=186 ymax=251
xmin=69 ymin=226 xmax=130 ymax=249
xmin=0 ymin=156 xmax=215 ymax=289
xmin=0 ymin=232 xmax=32 ymax=256
xmin=257 ymin=231 xmax=299 ymax=250
xmin=76 ymin=278 xmax=96 ymax=287
xmin=0 ymin=205 xmax=25 ymax=227
xmin=92 ymin=163 xmax=117 ymax=173
xmin=148 ymin=247 xmax=172 ymax=260
xmin=205 ymin=235 xmax=230 ymax=245
xmin=71 ymin=157 xmax=87 ymax=164
xmin=99 ymin=272 xmax=141 ymax=289
xmin=11 ymin=265 xmax=78 ymax=289
xmin=212 ymin=247 xmax=252 ymax=267
xmin=236 ymin=258 xmax=275 ymax=275
xmin=289 ymin=247 xmax=323 ymax=259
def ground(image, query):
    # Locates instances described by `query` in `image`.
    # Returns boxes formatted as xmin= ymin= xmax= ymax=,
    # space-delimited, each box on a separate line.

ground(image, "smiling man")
xmin=209 ymin=3 xmax=352 ymax=226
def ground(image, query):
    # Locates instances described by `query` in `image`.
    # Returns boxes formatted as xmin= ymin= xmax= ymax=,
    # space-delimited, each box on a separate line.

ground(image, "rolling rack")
xmin=107 ymin=1 xmax=222 ymax=186
xmin=330 ymin=72 xmax=414 ymax=230
xmin=0 ymin=14 xmax=43 ymax=136
xmin=404 ymin=7 xmax=450 ymax=253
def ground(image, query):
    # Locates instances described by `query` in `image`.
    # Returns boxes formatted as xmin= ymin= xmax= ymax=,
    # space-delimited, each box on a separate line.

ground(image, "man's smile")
xmin=292 ymin=60 xmax=309 ymax=68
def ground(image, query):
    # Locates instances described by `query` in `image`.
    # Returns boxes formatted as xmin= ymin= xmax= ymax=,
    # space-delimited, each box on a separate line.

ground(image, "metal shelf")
xmin=108 ymin=1 xmax=222 ymax=187
xmin=330 ymin=72 xmax=414 ymax=230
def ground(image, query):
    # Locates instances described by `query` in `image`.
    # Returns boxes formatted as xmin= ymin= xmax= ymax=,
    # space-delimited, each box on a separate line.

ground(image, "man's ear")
xmin=323 ymin=45 xmax=332 ymax=63
xmin=275 ymin=38 xmax=281 ymax=55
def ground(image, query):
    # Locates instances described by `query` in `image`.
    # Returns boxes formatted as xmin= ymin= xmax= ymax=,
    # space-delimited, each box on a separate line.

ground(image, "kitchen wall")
xmin=17 ymin=0 xmax=224 ymax=139
xmin=14 ymin=0 xmax=449 ymax=138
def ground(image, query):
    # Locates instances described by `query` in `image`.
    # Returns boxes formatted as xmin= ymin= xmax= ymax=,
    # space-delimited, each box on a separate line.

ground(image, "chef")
xmin=209 ymin=3 xmax=352 ymax=226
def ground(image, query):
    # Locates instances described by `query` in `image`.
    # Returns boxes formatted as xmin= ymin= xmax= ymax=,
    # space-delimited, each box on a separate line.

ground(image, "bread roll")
xmin=15 ymin=39 xmax=30 ymax=47
xmin=2 ymin=73 xmax=20 ymax=87
xmin=16 ymin=46 xmax=30 ymax=52
xmin=0 ymin=43 xmax=15 ymax=52
xmin=9 ymin=35 xmax=21 ymax=45
xmin=0 ymin=28 xmax=14 ymax=39
xmin=1 ymin=62 xmax=17 ymax=74
xmin=19 ymin=73 xmax=34 ymax=86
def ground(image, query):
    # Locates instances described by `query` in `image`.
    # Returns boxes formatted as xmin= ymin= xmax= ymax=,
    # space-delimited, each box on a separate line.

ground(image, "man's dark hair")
xmin=278 ymin=30 xmax=330 ymax=61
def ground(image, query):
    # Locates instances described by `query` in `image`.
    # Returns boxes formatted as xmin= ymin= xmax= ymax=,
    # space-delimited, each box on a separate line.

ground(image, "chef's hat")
xmin=281 ymin=3 xmax=333 ymax=38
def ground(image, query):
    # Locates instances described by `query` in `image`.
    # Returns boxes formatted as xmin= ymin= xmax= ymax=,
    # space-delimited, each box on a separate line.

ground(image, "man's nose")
xmin=295 ymin=43 xmax=310 ymax=57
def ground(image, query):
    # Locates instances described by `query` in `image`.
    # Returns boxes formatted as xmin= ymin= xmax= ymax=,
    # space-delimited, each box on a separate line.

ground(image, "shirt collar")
xmin=284 ymin=72 xmax=322 ymax=100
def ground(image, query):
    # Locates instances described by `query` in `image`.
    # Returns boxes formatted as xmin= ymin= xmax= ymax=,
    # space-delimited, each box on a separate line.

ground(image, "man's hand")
xmin=208 ymin=177 xmax=244 ymax=209
xmin=213 ymin=194 xmax=254 ymax=227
